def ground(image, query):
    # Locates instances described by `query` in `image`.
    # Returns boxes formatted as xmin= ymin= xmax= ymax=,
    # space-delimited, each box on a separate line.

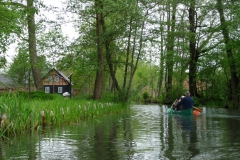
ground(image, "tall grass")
xmin=0 ymin=94 xmax=128 ymax=138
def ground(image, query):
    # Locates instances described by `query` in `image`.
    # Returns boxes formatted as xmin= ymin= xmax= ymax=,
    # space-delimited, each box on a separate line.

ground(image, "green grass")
xmin=0 ymin=94 xmax=128 ymax=138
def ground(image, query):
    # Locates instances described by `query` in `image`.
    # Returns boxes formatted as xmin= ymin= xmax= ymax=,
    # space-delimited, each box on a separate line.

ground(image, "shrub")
xmin=142 ymin=92 xmax=149 ymax=102
xmin=193 ymin=97 xmax=200 ymax=106
xmin=0 ymin=91 xmax=54 ymax=100
xmin=30 ymin=91 xmax=54 ymax=100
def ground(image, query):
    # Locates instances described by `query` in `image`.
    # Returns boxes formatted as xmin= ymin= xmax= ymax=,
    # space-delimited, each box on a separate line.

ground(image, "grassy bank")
xmin=0 ymin=93 xmax=128 ymax=138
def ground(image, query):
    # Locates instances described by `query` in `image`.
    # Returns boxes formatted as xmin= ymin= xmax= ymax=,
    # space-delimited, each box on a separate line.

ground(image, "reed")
xmin=0 ymin=96 xmax=127 ymax=138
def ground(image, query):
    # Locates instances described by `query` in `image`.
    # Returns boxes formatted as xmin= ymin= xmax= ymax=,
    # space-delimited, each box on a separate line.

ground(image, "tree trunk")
xmin=125 ymin=13 xmax=146 ymax=102
xmin=102 ymin=18 xmax=120 ymax=92
xmin=123 ymin=18 xmax=133 ymax=90
xmin=165 ymin=2 xmax=176 ymax=103
xmin=105 ymin=43 xmax=120 ymax=92
xmin=157 ymin=8 xmax=165 ymax=97
xmin=188 ymin=0 xmax=199 ymax=97
xmin=27 ymin=0 xmax=43 ymax=90
xmin=93 ymin=0 xmax=104 ymax=100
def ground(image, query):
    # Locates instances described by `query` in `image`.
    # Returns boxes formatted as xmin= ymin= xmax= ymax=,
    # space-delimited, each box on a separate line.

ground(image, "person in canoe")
xmin=175 ymin=91 xmax=194 ymax=110
xmin=173 ymin=96 xmax=185 ymax=110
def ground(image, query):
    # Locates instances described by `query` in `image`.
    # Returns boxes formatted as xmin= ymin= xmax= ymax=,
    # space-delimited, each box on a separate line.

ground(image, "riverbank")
xmin=0 ymin=94 xmax=128 ymax=138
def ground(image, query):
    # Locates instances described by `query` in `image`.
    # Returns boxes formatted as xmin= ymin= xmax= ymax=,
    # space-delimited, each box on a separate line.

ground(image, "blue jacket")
xmin=178 ymin=96 xmax=194 ymax=109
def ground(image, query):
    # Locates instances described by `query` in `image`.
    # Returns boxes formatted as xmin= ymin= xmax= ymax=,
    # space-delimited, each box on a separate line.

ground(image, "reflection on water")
xmin=0 ymin=105 xmax=240 ymax=160
xmin=167 ymin=114 xmax=199 ymax=159
xmin=36 ymin=136 xmax=78 ymax=159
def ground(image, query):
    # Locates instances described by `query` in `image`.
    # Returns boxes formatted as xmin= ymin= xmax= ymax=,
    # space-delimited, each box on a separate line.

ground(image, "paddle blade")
xmin=193 ymin=110 xmax=201 ymax=115
xmin=194 ymin=107 xmax=203 ymax=112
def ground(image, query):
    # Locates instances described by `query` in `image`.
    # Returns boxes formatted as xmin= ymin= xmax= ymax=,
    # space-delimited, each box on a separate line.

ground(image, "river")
xmin=0 ymin=104 xmax=240 ymax=160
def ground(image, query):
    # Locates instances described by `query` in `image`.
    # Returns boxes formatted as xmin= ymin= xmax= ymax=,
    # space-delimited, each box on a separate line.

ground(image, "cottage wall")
xmin=43 ymin=70 xmax=69 ymax=86
xmin=43 ymin=69 xmax=72 ymax=95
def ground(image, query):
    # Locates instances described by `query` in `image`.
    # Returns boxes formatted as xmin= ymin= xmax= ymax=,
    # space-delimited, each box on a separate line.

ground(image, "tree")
xmin=54 ymin=0 xmax=240 ymax=105
xmin=216 ymin=0 xmax=240 ymax=107
xmin=66 ymin=0 xmax=150 ymax=101
xmin=93 ymin=0 xmax=105 ymax=100
xmin=27 ymin=0 xmax=43 ymax=90
xmin=1 ymin=0 xmax=43 ymax=90
xmin=165 ymin=0 xmax=177 ymax=103
xmin=8 ymin=49 xmax=30 ymax=86
xmin=0 ymin=3 xmax=22 ymax=68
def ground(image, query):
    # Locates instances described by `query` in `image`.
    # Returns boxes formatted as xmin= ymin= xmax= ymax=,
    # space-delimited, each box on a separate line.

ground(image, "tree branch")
xmin=0 ymin=2 xmax=27 ymax=8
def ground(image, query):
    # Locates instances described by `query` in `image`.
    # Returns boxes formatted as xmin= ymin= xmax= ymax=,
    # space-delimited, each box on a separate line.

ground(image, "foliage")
xmin=0 ymin=91 xmax=54 ymax=100
xmin=8 ymin=50 xmax=30 ymax=85
xmin=37 ymin=27 xmax=69 ymax=66
xmin=0 ymin=3 xmax=24 ymax=70
xmin=8 ymin=49 xmax=50 ymax=87
xmin=29 ymin=91 xmax=54 ymax=100
xmin=142 ymin=92 xmax=150 ymax=102
xmin=158 ymin=91 xmax=166 ymax=104
xmin=193 ymin=97 xmax=200 ymax=106
xmin=0 ymin=4 xmax=22 ymax=54
xmin=3 ymin=0 xmax=240 ymax=107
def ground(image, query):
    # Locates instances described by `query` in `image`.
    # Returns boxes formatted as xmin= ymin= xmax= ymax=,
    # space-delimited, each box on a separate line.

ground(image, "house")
xmin=43 ymin=68 xmax=73 ymax=95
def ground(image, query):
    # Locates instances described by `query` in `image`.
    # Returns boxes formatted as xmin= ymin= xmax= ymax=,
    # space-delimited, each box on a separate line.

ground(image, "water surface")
xmin=0 ymin=105 xmax=240 ymax=160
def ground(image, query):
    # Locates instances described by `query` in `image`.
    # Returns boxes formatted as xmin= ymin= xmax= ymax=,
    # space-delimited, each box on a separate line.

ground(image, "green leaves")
xmin=0 ymin=4 xmax=22 ymax=54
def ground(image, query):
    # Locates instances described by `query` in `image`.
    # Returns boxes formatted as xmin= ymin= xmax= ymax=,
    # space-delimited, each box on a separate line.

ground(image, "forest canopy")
xmin=2 ymin=0 xmax=240 ymax=108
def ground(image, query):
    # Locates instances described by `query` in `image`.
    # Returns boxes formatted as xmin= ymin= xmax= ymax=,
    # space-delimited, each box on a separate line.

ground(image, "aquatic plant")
xmin=0 ymin=95 xmax=127 ymax=138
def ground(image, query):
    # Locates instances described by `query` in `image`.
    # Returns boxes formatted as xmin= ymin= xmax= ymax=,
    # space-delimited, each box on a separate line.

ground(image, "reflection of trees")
xmin=94 ymin=125 xmax=105 ymax=159
xmin=28 ymin=134 xmax=38 ymax=160
xmin=0 ymin=133 xmax=39 ymax=159
xmin=225 ymin=118 xmax=239 ymax=143
xmin=164 ymin=114 xmax=200 ymax=159
xmin=1 ymin=106 xmax=240 ymax=159
xmin=177 ymin=115 xmax=199 ymax=158
xmin=93 ymin=120 xmax=120 ymax=159
xmin=123 ymin=113 xmax=135 ymax=159
xmin=93 ymin=114 xmax=131 ymax=160
xmin=163 ymin=114 xmax=175 ymax=159
xmin=216 ymin=109 xmax=240 ymax=147
xmin=93 ymin=113 xmax=134 ymax=160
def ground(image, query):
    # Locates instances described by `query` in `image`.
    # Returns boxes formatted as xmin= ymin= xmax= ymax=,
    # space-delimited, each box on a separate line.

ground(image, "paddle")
xmin=193 ymin=106 xmax=203 ymax=112
xmin=168 ymin=99 xmax=178 ymax=113
xmin=170 ymin=99 xmax=178 ymax=111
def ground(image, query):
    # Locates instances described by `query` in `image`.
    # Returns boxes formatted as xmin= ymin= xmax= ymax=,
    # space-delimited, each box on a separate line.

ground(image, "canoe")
xmin=193 ymin=110 xmax=201 ymax=115
xmin=167 ymin=108 xmax=193 ymax=115
xmin=167 ymin=108 xmax=201 ymax=115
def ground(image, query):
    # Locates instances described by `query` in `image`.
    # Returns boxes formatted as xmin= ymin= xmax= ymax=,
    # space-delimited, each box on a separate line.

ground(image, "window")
xmin=45 ymin=87 xmax=50 ymax=93
xmin=55 ymin=75 xmax=59 ymax=82
xmin=58 ymin=87 xmax=63 ymax=93
xmin=48 ymin=76 xmax=52 ymax=82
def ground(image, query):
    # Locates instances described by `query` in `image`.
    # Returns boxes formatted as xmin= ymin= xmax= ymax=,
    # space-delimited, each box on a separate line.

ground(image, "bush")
xmin=0 ymin=91 xmax=54 ymax=100
xmin=142 ymin=92 xmax=149 ymax=102
xmin=193 ymin=97 xmax=200 ymax=106
xmin=17 ymin=91 xmax=29 ymax=98
xmin=30 ymin=91 xmax=54 ymax=100
xmin=113 ymin=90 xmax=127 ymax=103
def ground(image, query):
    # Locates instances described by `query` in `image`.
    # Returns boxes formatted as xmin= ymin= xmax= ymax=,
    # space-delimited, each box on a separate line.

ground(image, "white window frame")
xmin=48 ymin=76 xmax=52 ymax=82
xmin=45 ymin=87 xmax=50 ymax=93
xmin=55 ymin=75 xmax=59 ymax=82
xmin=58 ymin=87 xmax=63 ymax=93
